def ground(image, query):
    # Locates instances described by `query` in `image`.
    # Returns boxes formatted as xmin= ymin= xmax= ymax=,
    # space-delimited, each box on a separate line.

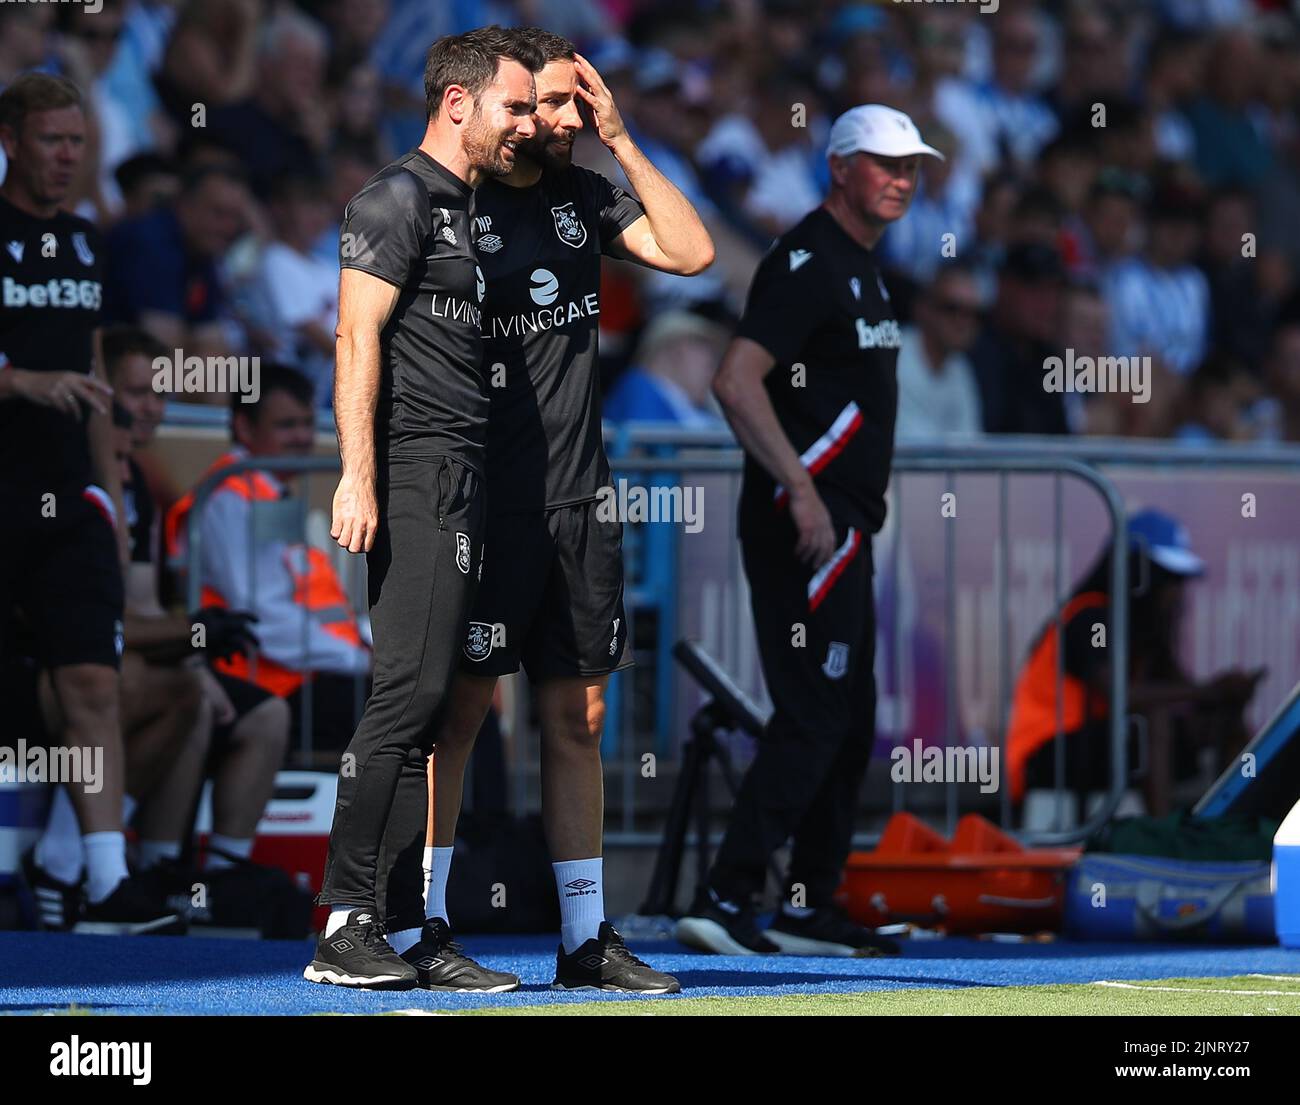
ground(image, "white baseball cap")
xmin=827 ymin=105 xmax=945 ymax=162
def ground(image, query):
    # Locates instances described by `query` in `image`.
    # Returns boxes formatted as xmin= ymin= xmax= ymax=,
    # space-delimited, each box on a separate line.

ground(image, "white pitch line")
xmin=1092 ymin=981 xmax=1300 ymax=997
xmin=1246 ymin=973 xmax=1300 ymax=983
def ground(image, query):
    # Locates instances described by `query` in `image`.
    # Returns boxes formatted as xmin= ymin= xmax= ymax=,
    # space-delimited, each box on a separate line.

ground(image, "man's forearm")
xmin=610 ymin=134 xmax=714 ymax=274
xmin=334 ymin=329 xmax=380 ymax=480
xmin=717 ymin=378 xmax=812 ymax=498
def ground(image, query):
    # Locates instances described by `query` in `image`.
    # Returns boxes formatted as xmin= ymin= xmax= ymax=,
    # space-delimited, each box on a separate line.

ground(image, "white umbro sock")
xmin=423 ymin=845 xmax=453 ymax=923
xmin=325 ymin=906 xmax=357 ymax=937
xmin=387 ymin=926 xmax=422 ymax=955
xmin=553 ymin=857 xmax=604 ymax=954
xmin=83 ymin=832 xmax=130 ymax=903
xmin=34 ymin=786 xmax=84 ymax=884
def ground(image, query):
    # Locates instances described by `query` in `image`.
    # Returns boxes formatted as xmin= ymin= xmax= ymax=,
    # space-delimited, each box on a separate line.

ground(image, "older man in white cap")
xmin=676 ymin=105 xmax=942 ymax=956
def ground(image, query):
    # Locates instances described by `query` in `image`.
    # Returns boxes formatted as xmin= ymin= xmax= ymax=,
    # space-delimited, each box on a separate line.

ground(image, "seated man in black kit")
xmin=104 ymin=327 xmax=290 ymax=880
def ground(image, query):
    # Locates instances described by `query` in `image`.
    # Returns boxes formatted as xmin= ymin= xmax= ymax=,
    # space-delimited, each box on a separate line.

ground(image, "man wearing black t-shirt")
xmin=676 ymin=105 xmax=944 ymax=957
xmin=0 ymin=74 xmax=178 ymax=933
xmin=419 ymin=30 xmax=713 ymax=994
xmin=306 ymin=28 xmax=545 ymax=991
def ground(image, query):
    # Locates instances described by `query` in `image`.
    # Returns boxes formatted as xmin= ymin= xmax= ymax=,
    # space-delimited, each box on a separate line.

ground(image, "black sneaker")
xmin=766 ymin=906 xmax=902 ymax=957
xmin=19 ymin=849 xmax=80 ymax=931
xmin=400 ymin=918 xmax=520 ymax=993
xmin=674 ymin=887 xmax=779 ymax=955
xmin=303 ymin=909 xmax=417 ymax=990
xmin=78 ymin=874 xmax=187 ymax=935
xmin=554 ymin=922 xmax=680 ymax=993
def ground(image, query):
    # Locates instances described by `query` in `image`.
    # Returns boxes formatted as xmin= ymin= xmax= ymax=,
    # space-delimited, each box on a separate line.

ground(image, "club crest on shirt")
xmin=477 ymin=233 xmax=503 ymax=254
xmin=456 ymin=532 xmax=471 ymax=574
xmin=822 ymin=641 xmax=849 ymax=680
xmin=72 ymin=232 xmax=95 ymax=266
xmin=464 ymin=621 xmax=494 ymax=661
xmin=551 ymin=202 xmax=587 ymax=248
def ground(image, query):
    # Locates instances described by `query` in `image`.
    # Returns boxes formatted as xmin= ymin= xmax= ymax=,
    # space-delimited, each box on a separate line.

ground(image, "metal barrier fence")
xmin=175 ymin=438 xmax=1153 ymax=848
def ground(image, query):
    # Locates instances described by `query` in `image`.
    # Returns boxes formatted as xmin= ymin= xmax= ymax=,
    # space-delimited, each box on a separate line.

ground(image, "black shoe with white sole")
xmin=20 ymin=849 xmax=80 ymax=931
xmin=401 ymin=918 xmax=520 ymax=992
xmin=766 ymin=906 xmax=902 ymax=957
xmin=674 ymin=888 xmax=779 ymax=955
xmin=303 ymin=909 xmax=418 ymax=990
xmin=554 ymin=922 xmax=680 ymax=993
xmin=78 ymin=874 xmax=187 ymax=935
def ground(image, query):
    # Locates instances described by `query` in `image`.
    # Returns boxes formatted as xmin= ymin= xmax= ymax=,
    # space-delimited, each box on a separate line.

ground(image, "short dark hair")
xmin=423 ymin=25 xmax=545 ymax=120
xmin=231 ymin=364 xmax=315 ymax=427
xmin=515 ymin=27 xmax=576 ymax=64
xmin=114 ymin=152 xmax=178 ymax=197
xmin=101 ymin=326 xmax=168 ymax=382
xmin=0 ymin=73 xmax=83 ymax=135
xmin=179 ymin=162 xmax=249 ymax=197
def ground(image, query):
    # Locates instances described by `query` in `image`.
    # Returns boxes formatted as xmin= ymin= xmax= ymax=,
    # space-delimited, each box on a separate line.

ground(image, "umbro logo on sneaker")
xmin=414 ymin=956 xmax=444 ymax=970
xmin=578 ymin=954 xmax=607 ymax=970
xmin=330 ymin=938 xmax=355 ymax=952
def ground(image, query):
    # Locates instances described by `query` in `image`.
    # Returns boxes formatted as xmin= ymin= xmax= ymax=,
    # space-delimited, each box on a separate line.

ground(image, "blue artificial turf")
xmin=1 ymin=931 xmax=1298 ymax=1015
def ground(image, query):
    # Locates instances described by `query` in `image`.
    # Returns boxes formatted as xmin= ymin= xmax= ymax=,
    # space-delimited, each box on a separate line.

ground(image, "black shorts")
xmin=210 ymin=671 xmax=276 ymax=751
xmin=0 ymin=485 xmax=124 ymax=671
xmin=459 ymin=499 xmax=630 ymax=681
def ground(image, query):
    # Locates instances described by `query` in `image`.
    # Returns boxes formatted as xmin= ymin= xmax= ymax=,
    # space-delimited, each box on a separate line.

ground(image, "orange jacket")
xmin=165 ymin=451 xmax=365 ymax=697
xmin=1006 ymin=590 xmax=1110 ymax=802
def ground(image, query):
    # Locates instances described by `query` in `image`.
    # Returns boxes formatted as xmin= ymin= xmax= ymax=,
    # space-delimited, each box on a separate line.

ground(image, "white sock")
xmin=424 ymin=845 xmax=453 ymax=923
xmin=206 ymin=834 xmax=254 ymax=870
xmin=388 ymin=926 xmax=422 ymax=954
xmin=136 ymin=839 xmax=181 ymax=870
xmin=553 ymin=857 xmax=604 ymax=955
xmin=35 ymin=786 xmax=84 ymax=884
xmin=83 ymin=831 xmax=129 ymax=903
xmin=325 ymin=906 xmax=358 ymax=937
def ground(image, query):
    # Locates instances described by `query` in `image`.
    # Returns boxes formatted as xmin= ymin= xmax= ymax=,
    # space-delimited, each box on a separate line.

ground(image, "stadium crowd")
xmin=4 ymin=0 xmax=1300 ymax=936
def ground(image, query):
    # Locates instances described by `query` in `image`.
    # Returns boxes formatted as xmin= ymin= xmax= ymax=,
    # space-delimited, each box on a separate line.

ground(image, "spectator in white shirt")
xmin=895 ymin=265 xmax=984 ymax=442
xmin=253 ymin=173 xmax=338 ymax=403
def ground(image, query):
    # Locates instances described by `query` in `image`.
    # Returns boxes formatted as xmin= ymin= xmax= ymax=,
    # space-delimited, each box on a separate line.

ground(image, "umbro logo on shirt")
xmin=477 ymin=234 xmax=504 ymax=253
xmin=789 ymin=249 xmax=813 ymax=272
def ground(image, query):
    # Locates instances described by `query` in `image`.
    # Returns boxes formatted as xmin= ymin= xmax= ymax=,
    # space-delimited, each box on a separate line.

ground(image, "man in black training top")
xmin=423 ymin=30 xmax=713 ymax=994
xmin=0 ymin=73 xmax=178 ymax=933
xmin=676 ymin=105 xmax=943 ymax=957
xmin=306 ymin=28 xmax=544 ymax=991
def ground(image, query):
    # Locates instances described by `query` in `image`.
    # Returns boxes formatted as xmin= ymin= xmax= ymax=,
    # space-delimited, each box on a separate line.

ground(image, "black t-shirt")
xmin=473 ymin=164 xmax=644 ymax=513
xmin=124 ymin=457 xmax=156 ymax=565
xmin=735 ymin=206 xmax=900 ymax=532
xmin=339 ymin=149 xmax=486 ymax=469
xmin=0 ymin=194 xmax=105 ymax=495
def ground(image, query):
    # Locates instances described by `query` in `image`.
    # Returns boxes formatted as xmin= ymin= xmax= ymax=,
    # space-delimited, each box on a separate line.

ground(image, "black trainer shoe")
xmin=674 ymin=887 xmax=779 ymax=955
xmin=554 ymin=922 xmax=680 ymax=993
xmin=400 ymin=918 xmax=520 ymax=993
xmin=77 ymin=874 xmax=187 ymax=935
xmin=303 ymin=909 xmax=417 ymax=990
xmin=766 ymin=906 xmax=902 ymax=957
xmin=20 ymin=849 xmax=80 ymax=931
